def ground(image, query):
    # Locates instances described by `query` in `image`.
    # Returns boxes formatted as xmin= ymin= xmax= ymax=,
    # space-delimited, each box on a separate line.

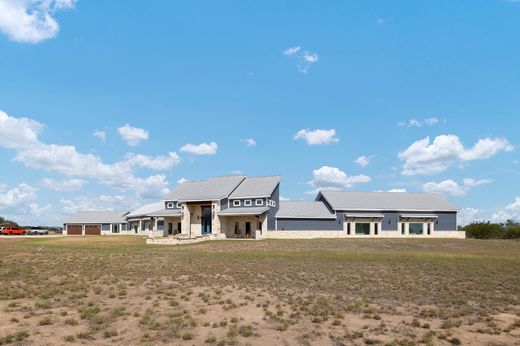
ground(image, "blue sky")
xmin=1 ymin=0 xmax=519 ymax=226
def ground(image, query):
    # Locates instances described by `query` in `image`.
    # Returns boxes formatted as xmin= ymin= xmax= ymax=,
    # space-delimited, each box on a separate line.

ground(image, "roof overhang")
xmin=218 ymin=208 xmax=269 ymax=216
xmin=399 ymin=214 xmax=439 ymax=219
xmin=275 ymin=215 xmax=336 ymax=219
xmin=345 ymin=213 xmax=384 ymax=219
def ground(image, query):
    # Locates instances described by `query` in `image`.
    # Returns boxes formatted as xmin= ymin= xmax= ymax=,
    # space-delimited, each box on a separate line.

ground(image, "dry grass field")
xmin=0 ymin=237 xmax=519 ymax=346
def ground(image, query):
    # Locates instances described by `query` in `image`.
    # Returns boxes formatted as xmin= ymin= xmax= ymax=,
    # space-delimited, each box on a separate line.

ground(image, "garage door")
xmin=67 ymin=225 xmax=82 ymax=235
xmin=84 ymin=225 xmax=101 ymax=235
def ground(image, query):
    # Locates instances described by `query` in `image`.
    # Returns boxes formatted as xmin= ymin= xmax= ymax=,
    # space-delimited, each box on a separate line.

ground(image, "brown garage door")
xmin=67 ymin=225 xmax=82 ymax=235
xmin=84 ymin=225 xmax=101 ymax=235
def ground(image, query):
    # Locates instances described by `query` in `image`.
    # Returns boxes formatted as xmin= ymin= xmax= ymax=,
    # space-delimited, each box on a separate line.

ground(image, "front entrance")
xmin=201 ymin=206 xmax=212 ymax=235
xmin=168 ymin=223 xmax=173 ymax=235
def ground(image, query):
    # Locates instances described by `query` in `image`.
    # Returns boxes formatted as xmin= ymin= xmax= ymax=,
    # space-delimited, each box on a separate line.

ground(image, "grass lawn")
xmin=0 ymin=237 xmax=519 ymax=345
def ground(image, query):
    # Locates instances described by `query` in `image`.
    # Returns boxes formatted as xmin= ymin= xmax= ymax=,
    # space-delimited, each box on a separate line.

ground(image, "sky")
xmin=1 ymin=0 xmax=520 ymax=226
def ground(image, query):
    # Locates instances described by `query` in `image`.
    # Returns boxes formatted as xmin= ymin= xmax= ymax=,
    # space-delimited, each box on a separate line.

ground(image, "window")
xmin=427 ymin=223 xmax=431 ymax=235
xmin=267 ymin=200 xmax=277 ymax=207
xmin=233 ymin=200 xmax=241 ymax=207
xmin=347 ymin=222 xmax=351 ymax=235
xmin=401 ymin=223 xmax=405 ymax=235
xmin=374 ymin=223 xmax=379 ymax=235
xmin=255 ymin=199 xmax=264 ymax=206
xmin=157 ymin=220 xmax=164 ymax=231
xmin=244 ymin=199 xmax=252 ymax=206
xmin=176 ymin=202 xmax=181 ymax=208
xmin=234 ymin=222 xmax=239 ymax=235
xmin=409 ymin=223 xmax=423 ymax=235
xmin=166 ymin=202 xmax=175 ymax=209
xmin=355 ymin=223 xmax=370 ymax=235
xmin=101 ymin=224 xmax=110 ymax=231
xmin=258 ymin=221 xmax=262 ymax=231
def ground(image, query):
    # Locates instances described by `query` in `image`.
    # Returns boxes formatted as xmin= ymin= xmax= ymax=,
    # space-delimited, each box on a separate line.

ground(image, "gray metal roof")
xmin=276 ymin=201 xmax=336 ymax=219
xmin=229 ymin=176 xmax=281 ymax=198
xmin=218 ymin=207 xmax=269 ymax=216
xmin=63 ymin=211 xmax=128 ymax=224
xmin=163 ymin=176 xmax=246 ymax=201
xmin=148 ymin=209 xmax=181 ymax=217
xmin=126 ymin=202 xmax=164 ymax=218
xmin=318 ymin=191 xmax=459 ymax=211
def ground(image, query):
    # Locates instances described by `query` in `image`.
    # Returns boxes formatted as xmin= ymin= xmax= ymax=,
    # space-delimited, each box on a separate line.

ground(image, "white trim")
xmin=233 ymin=200 xmax=241 ymax=207
xmin=176 ymin=202 xmax=181 ymax=208
xmin=275 ymin=216 xmax=337 ymax=219
xmin=255 ymin=199 xmax=264 ymax=206
xmin=244 ymin=199 xmax=252 ymax=206
xmin=166 ymin=202 xmax=175 ymax=209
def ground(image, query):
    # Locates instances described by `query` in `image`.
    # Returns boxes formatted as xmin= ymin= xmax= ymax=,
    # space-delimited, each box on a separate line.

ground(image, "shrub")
xmin=462 ymin=221 xmax=520 ymax=239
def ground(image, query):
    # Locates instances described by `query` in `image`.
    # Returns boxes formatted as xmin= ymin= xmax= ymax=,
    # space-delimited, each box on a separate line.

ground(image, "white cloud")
xmin=240 ymin=138 xmax=256 ymax=147
xmin=41 ymin=178 xmax=85 ymax=191
xmin=283 ymin=46 xmax=301 ymax=56
xmin=117 ymin=124 xmax=149 ymax=146
xmin=398 ymin=117 xmax=439 ymax=128
xmin=0 ymin=0 xmax=75 ymax=43
xmin=283 ymin=46 xmax=319 ymax=74
xmin=399 ymin=135 xmax=513 ymax=175
xmin=490 ymin=197 xmax=520 ymax=223
xmin=0 ymin=183 xmax=38 ymax=208
xmin=180 ymin=142 xmax=218 ymax=155
xmin=230 ymin=170 xmax=244 ymax=175
xmin=307 ymin=166 xmax=370 ymax=193
xmin=388 ymin=188 xmax=407 ymax=193
xmin=459 ymin=208 xmax=485 ymax=226
xmin=61 ymin=194 xmax=139 ymax=215
xmin=177 ymin=177 xmax=189 ymax=185
xmin=279 ymin=196 xmax=291 ymax=201
xmin=0 ymin=110 xmax=174 ymax=199
xmin=122 ymin=152 xmax=181 ymax=171
xmin=422 ymin=178 xmax=492 ymax=197
xmin=355 ymin=155 xmax=372 ymax=167
xmin=93 ymin=130 xmax=106 ymax=142
xmin=294 ymin=129 xmax=339 ymax=145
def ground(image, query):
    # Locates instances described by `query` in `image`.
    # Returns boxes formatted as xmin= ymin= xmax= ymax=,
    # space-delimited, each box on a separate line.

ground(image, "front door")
xmin=201 ymin=206 xmax=212 ymax=234
xmin=245 ymin=222 xmax=251 ymax=238
xmin=168 ymin=223 xmax=173 ymax=235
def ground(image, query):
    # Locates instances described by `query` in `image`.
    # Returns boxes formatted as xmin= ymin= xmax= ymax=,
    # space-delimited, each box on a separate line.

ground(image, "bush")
xmin=461 ymin=221 xmax=520 ymax=239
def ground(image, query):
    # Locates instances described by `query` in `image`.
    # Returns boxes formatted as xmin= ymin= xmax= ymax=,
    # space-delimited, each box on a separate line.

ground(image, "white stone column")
xmin=369 ymin=222 xmax=375 ymax=236
xmin=405 ymin=222 xmax=409 ymax=236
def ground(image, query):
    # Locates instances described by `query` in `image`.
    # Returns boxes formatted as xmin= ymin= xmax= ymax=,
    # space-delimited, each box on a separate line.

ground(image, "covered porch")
xmin=218 ymin=207 xmax=268 ymax=239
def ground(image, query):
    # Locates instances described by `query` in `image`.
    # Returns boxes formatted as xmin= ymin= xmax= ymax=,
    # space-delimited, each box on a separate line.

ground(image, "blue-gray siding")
xmin=276 ymin=218 xmax=342 ymax=231
xmin=267 ymin=184 xmax=280 ymax=230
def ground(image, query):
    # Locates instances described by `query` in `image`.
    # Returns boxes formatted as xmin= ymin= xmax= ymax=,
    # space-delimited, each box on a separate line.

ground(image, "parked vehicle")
xmin=0 ymin=227 xmax=27 ymax=235
xmin=27 ymin=228 xmax=48 ymax=235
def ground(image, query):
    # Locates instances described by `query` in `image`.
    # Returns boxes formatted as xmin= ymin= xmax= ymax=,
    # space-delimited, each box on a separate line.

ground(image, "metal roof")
xmin=318 ymin=191 xmax=459 ymax=211
xmin=126 ymin=202 xmax=164 ymax=218
xmin=148 ymin=209 xmax=181 ymax=217
xmin=163 ymin=176 xmax=246 ymax=201
xmin=63 ymin=211 xmax=128 ymax=224
xmin=276 ymin=201 xmax=336 ymax=219
xmin=229 ymin=176 xmax=281 ymax=198
xmin=218 ymin=207 xmax=269 ymax=216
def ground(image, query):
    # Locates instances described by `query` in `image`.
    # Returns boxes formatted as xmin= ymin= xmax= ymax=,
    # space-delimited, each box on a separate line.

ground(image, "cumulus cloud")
xmin=180 ymin=142 xmax=218 ymax=155
xmin=283 ymin=46 xmax=319 ymax=74
xmin=240 ymin=138 xmax=256 ymax=147
xmin=61 ymin=194 xmax=140 ymax=215
xmin=294 ymin=129 xmax=339 ymax=145
xmin=0 ymin=110 xmax=174 ymax=199
xmin=459 ymin=208 xmax=485 ymax=226
xmin=0 ymin=183 xmax=38 ymax=208
xmin=307 ymin=166 xmax=370 ymax=194
xmin=388 ymin=188 xmax=407 ymax=193
xmin=422 ymin=178 xmax=492 ymax=197
xmin=117 ymin=124 xmax=149 ymax=146
xmin=0 ymin=0 xmax=75 ymax=43
xmin=490 ymin=197 xmax=520 ymax=223
xmin=355 ymin=155 xmax=372 ymax=167
xmin=41 ymin=178 xmax=85 ymax=191
xmin=93 ymin=130 xmax=106 ymax=142
xmin=399 ymin=135 xmax=513 ymax=175
xmin=398 ymin=117 xmax=439 ymax=128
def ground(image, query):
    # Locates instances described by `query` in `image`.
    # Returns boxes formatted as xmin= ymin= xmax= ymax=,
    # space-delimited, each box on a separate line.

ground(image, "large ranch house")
xmin=63 ymin=175 xmax=464 ymax=239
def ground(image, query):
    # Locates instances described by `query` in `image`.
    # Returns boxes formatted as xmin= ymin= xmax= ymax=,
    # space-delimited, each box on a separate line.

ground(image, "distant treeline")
xmin=0 ymin=216 xmax=62 ymax=233
xmin=460 ymin=220 xmax=520 ymax=239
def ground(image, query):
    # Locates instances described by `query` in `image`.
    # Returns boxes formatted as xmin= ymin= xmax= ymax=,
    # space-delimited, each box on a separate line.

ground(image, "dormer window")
xmin=267 ymin=200 xmax=277 ymax=207
xmin=244 ymin=199 xmax=252 ymax=206
xmin=255 ymin=199 xmax=263 ymax=206
xmin=233 ymin=200 xmax=241 ymax=207
xmin=176 ymin=202 xmax=181 ymax=208
xmin=166 ymin=202 xmax=175 ymax=209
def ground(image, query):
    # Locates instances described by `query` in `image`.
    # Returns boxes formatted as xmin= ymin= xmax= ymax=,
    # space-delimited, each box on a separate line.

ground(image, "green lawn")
xmin=1 ymin=237 xmax=519 ymax=345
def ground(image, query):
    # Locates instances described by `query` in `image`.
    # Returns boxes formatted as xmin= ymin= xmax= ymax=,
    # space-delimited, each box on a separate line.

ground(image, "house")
xmin=63 ymin=211 xmax=129 ymax=235
xmin=63 ymin=175 xmax=463 ymax=238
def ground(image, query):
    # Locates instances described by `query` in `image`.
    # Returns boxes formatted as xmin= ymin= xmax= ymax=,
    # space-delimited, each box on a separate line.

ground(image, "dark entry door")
xmin=201 ymin=206 xmax=212 ymax=234
xmin=245 ymin=222 xmax=251 ymax=238
xmin=168 ymin=223 xmax=173 ymax=235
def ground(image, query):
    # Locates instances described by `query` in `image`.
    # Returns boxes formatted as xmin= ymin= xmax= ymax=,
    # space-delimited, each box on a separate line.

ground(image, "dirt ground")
xmin=0 ymin=237 xmax=519 ymax=345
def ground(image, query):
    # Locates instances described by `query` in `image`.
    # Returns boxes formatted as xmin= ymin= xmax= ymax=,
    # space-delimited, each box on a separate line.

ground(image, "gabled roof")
xmin=126 ymin=202 xmax=164 ymax=218
xmin=276 ymin=201 xmax=336 ymax=219
xmin=229 ymin=176 xmax=280 ymax=199
xmin=163 ymin=176 xmax=246 ymax=202
xmin=317 ymin=191 xmax=459 ymax=212
xmin=64 ymin=211 xmax=129 ymax=224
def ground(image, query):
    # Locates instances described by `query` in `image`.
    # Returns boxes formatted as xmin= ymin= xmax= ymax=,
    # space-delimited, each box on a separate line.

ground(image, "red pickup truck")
xmin=0 ymin=227 xmax=27 ymax=235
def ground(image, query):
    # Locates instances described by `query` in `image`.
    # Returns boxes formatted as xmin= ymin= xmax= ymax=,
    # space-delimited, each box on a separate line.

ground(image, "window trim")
xmin=255 ymin=199 xmax=264 ymax=206
xmin=166 ymin=202 xmax=175 ymax=209
xmin=176 ymin=202 xmax=181 ymax=208
xmin=244 ymin=199 xmax=252 ymax=206
xmin=233 ymin=200 xmax=241 ymax=207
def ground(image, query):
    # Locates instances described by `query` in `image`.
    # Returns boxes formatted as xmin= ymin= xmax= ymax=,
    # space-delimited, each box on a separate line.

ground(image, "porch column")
xmin=369 ymin=222 xmax=375 ymax=236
